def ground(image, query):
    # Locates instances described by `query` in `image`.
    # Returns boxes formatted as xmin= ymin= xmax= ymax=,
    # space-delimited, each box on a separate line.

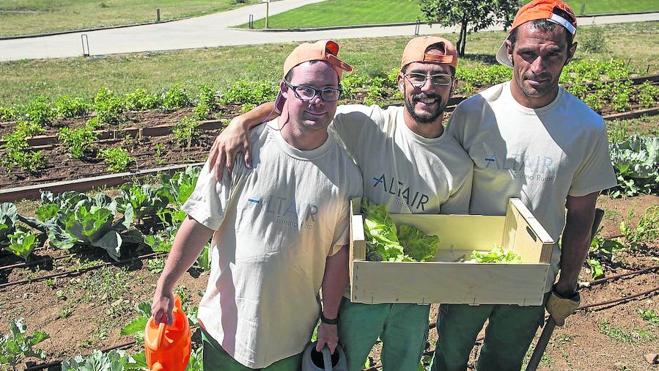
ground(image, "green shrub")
xmin=580 ymin=26 xmax=607 ymax=53
xmin=636 ymin=81 xmax=658 ymax=109
xmin=0 ymin=106 xmax=18 ymax=122
xmin=22 ymin=96 xmax=56 ymax=126
xmin=173 ymin=116 xmax=199 ymax=148
xmin=194 ymin=85 xmax=216 ymax=120
xmin=124 ymin=88 xmax=162 ymax=111
xmin=54 ymin=96 xmax=90 ymax=119
xmin=58 ymin=124 xmax=98 ymax=159
xmin=162 ymin=85 xmax=192 ymax=111
xmin=218 ymin=80 xmax=278 ymax=107
xmin=1 ymin=122 xmax=46 ymax=173
xmin=94 ymin=87 xmax=125 ymax=124
xmin=100 ymin=147 xmax=134 ymax=173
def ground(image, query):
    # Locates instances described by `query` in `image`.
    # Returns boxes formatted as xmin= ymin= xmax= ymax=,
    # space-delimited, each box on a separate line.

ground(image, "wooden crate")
xmin=349 ymin=198 xmax=555 ymax=306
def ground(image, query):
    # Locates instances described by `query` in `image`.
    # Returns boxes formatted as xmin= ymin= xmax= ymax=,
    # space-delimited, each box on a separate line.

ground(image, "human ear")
xmin=279 ymin=81 xmax=289 ymax=99
xmin=565 ymin=41 xmax=577 ymax=66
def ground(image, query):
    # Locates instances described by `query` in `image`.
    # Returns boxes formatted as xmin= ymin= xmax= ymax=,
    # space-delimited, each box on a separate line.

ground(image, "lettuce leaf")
xmin=362 ymin=200 xmax=439 ymax=262
xmin=398 ymin=224 xmax=439 ymax=262
xmin=467 ymin=246 xmax=521 ymax=263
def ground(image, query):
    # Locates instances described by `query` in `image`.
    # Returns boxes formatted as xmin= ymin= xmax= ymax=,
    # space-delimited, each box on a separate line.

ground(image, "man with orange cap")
xmin=207 ymin=36 xmax=473 ymax=370
xmin=432 ymin=1 xmax=617 ymax=370
xmin=151 ymin=40 xmax=362 ymax=370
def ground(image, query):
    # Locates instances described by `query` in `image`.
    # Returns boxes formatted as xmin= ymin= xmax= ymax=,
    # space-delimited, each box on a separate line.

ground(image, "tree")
xmin=419 ymin=0 xmax=519 ymax=56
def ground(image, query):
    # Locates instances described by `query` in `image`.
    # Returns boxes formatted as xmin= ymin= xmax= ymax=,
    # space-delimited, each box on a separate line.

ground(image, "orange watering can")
xmin=144 ymin=295 xmax=191 ymax=371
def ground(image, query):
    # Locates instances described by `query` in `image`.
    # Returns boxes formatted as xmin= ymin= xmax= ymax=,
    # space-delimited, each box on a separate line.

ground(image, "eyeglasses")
xmin=403 ymin=72 xmax=452 ymax=88
xmin=284 ymin=81 xmax=342 ymax=102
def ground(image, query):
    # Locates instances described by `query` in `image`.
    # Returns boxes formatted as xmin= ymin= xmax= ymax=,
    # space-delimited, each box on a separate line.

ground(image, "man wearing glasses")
xmin=151 ymin=40 xmax=362 ymax=370
xmin=207 ymin=36 xmax=473 ymax=371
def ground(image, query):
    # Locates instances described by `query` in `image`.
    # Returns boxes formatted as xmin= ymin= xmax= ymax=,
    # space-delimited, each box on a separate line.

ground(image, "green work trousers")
xmin=338 ymin=298 xmax=430 ymax=371
xmin=201 ymin=328 xmax=303 ymax=371
xmin=430 ymin=303 xmax=545 ymax=371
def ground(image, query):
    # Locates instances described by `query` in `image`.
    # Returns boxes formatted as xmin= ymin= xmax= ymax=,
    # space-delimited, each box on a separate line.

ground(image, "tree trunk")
xmin=458 ymin=19 xmax=468 ymax=56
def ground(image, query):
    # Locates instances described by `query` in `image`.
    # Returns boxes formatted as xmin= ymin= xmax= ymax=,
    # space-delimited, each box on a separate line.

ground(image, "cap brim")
xmin=496 ymin=40 xmax=513 ymax=68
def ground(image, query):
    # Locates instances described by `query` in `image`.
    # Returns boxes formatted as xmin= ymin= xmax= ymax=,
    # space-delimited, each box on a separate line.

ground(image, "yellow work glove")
xmin=546 ymin=289 xmax=580 ymax=326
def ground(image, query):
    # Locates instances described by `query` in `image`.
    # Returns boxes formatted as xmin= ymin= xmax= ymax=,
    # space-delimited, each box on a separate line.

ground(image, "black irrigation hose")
xmin=0 ymin=252 xmax=166 ymax=290
xmin=588 ymin=265 xmax=659 ymax=287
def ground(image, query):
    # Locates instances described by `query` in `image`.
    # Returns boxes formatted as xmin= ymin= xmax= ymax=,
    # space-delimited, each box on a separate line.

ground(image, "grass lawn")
xmin=564 ymin=0 xmax=659 ymax=15
xmin=239 ymin=0 xmax=658 ymax=29
xmin=0 ymin=21 xmax=656 ymax=107
xmin=0 ymin=0 xmax=258 ymax=38
xmin=238 ymin=0 xmax=423 ymax=29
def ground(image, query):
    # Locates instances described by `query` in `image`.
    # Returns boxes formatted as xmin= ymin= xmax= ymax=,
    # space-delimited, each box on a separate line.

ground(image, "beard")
xmin=403 ymin=90 xmax=447 ymax=124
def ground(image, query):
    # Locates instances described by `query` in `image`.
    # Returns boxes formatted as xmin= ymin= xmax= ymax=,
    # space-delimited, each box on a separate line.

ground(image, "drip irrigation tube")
xmin=0 ymin=252 xmax=166 ymax=290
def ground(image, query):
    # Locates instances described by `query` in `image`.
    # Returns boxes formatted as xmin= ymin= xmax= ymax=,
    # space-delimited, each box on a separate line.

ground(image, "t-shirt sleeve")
xmin=328 ymin=200 xmax=351 ymax=256
xmin=569 ymin=124 xmax=618 ymax=197
xmin=181 ymin=160 xmax=240 ymax=231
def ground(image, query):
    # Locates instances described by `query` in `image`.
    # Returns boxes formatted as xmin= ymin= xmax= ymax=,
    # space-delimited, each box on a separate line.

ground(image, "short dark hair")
xmin=508 ymin=19 xmax=574 ymax=50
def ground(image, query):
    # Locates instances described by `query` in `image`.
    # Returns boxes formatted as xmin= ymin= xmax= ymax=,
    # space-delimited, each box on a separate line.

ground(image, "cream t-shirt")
xmin=446 ymin=82 xmax=617 ymax=290
xmin=331 ymin=104 xmax=473 ymax=215
xmin=182 ymin=121 xmax=362 ymax=368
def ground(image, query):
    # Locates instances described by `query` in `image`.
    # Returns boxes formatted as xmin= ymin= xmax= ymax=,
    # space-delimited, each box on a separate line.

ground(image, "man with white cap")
xmin=432 ymin=1 xmax=617 ymax=370
xmin=151 ymin=40 xmax=362 ymax=370
xmin=207 ymin=36 xmax=473 ymax=370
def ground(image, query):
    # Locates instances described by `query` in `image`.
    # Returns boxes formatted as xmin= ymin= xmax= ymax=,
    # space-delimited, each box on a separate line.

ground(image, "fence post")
xmin=81 ymin=34 xmax=90 ymax=57
xmin=415 ymin=19 xmax=420 ymax=36
xmin=156 ymin=8 xmax=161 ymax=22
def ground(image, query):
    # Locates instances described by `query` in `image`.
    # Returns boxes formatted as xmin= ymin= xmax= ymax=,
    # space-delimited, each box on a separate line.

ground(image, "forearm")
xmin=156 ymin=216 xmax=214 ymax=292
xmin=236 ymin=102 xmax=278 ymax=130
xmin=321 ymin=245 xmax=349 ymax=318
xmin=557 ymin=193 xmax=598 ymax=294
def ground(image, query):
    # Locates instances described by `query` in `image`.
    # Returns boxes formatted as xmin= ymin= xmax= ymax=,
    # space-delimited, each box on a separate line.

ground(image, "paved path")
xmin=1 ymin=4 xmax=657 ymax=61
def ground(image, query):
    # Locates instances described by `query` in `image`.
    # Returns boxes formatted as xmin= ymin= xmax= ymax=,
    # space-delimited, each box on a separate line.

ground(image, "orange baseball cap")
xmin=276 ymin=40 xmax=352 ymax=112
xmin=283 ymin=39 xmax=353 ymax=79
xmin=400 ymin=36 xmax=458 ymax=70
xmin=496 ymin=0 xmax=577 ymax=67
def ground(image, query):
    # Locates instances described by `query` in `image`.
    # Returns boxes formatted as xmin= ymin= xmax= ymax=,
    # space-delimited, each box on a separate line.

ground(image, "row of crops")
xmin=0 ymin=167 xmax=207 ymax=266
xmin=1 ymin=59 xmax=657 ymax=179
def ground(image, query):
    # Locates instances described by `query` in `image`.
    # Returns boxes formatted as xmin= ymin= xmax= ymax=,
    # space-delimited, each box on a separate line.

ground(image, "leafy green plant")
xmin=587 ymin=234 xmax=624 ymax=279
xmin=116 ymin=183 xmax=171 ymax=223
xmin=598 ymin=320 xmax=656 ymax=343
xmin=0 ymin=202 xmax=19 ymax=248
xmin=0 ymin=319 xmax=49 ymax=368
xmin=638 ymin=309 xmax=659 ymax=325
xmin=1 ymin=121 xmax=46 ymax=173
xmin=22 ymin=96 xmax=56 ymax=126
xmin=467 ymin=246 xmax=521 ymax=263
xmin=362 ymin=199 xmax=439 ymax=262
xmin=62 ymin=349 xmax=145 ymax=370
xmin=0 ymin=106 xmax=18 ymax=122
xmin=218 ymin=80 xmax=277 ymax=107
xmin=124 ymin=88 xmax=162 ymax=111
xmin=94 ymin=87 xmax=125 ymax=124
xmin=58 ymin=124 xmax=98 ymax=159
xmin=54 ymin=95 xmax=90 ymax=119
xmin=100 ymin=147 xmax=135 ymax=173
xmin=194 ymin=84 xmax=216 ymax=120
xmin=162 ymin=85 xmax=192 ymax=111
xmin=6 ymin=229 xmax=38 ymax=261
xmin=619 ymin=206 xmax=658 ymax=250
xmin=636 ymin=81 xmax=658 ymax=109
xmin=195 ymin=243 xmax=211 ymax=271
xmin=173 ymin=116 xmax=199 ymax=148
xmin=160 ymin=166 xmax=201 ymax=207
xmin=120 ymin=302 xmax=151 ymax=342
xmin=608 ymin=135 xmax=658 ymax=197
xmin=22 ymin=192 xmax=143 ymax=261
